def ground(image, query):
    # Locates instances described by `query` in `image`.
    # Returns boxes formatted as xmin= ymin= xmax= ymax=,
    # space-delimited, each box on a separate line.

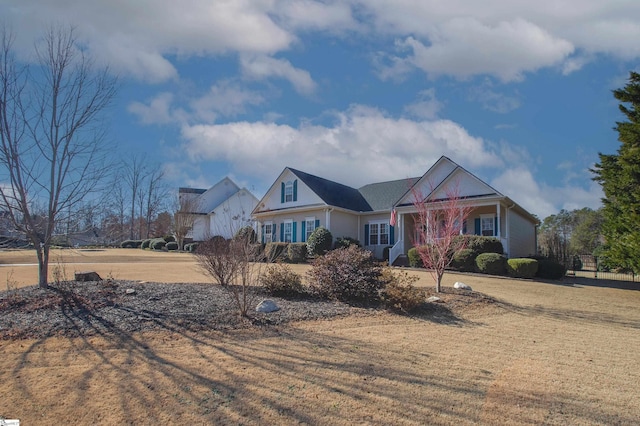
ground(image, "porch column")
xmin=496 ymin=203 xmax=501 ymax=238
xmin=325 ymin=208 xmax=331 ymax=229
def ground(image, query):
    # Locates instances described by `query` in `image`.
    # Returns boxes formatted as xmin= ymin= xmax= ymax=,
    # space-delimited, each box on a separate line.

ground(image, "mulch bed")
xmin=0 ymin=280 xmax=504 ymax=340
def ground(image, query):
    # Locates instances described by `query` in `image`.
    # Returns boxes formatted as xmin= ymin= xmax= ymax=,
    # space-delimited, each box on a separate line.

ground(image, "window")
xmin=283 ymin=221 xmax=293 ymax=243
xmin=369 ymin=222 xmax=389 ymax=245
xmin=284 ymin=181 xmax=293 ymax=202
xmin=481 ymin=215 xmax=495 ymax=237
xmin=264 ymin=222 xmax=274 ymax=243
xmin=305 ymin=217 xmax=316 ymax=241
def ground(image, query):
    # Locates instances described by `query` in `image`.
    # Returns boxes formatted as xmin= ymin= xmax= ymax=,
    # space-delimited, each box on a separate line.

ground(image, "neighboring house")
xmin=179 ymin=177 xmax=260 ymax=241
xmin=251 ymin=156 xmax=539 ymax=264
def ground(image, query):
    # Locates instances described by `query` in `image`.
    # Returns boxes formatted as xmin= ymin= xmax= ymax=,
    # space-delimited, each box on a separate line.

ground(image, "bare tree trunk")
xmin=0 ymin=26 xmax=116 ymax=287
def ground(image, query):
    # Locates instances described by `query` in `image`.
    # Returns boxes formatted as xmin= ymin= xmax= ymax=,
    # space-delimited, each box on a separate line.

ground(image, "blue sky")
xmin=3 ymin=0 xmax=640 ymax=219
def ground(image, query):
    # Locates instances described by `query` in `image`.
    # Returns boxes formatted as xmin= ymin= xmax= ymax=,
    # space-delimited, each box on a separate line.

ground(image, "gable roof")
xmin=289 ymin=168 xmax=373 ymax=212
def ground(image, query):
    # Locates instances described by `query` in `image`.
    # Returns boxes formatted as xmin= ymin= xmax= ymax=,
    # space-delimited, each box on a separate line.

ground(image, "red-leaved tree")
xmin=411 ymin=181 xmax=473 ymax=292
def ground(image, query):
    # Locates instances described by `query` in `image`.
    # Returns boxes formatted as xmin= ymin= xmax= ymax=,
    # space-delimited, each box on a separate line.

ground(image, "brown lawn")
xmin=1 ymin=248 xmax=639 ymax=425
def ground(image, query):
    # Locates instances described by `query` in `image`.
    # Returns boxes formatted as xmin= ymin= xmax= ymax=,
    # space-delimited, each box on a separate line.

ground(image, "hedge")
xmin=120 ymin=240 xmax=143 ymax=248
xmin=287 ymin=243 xmax=307 ymax=263
xmin=475 ymin=253 xmax=507 ymax=275
xmin=265 ymin=242 xmax=289 ymax=262
xmin=450 ymin=249 xmax=476 ymax=272
xmin=507 ymin=258 xmax=538 ymax=278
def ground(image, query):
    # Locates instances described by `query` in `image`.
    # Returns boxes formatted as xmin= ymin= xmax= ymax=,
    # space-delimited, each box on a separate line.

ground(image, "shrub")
xmin=120 ymin=240 xmax=142 ymax=248
xmin=507 ymin=258 xmax=538 ymax=278
xmin=234 ymin=226 xmax=257 ymax=244
xmin=260 ymin=264 xmax=304 ymax=296
xmin=166 ymin=241 xmax=178 ymax=251
xmin=571 ymin=255 xmax=583 ymax=271
xmin=287 ymin=243 xmax=307 ymax=263
xmin=475 ymin=253 xmax=507 ymax=275
xmin=307 ymin=245 xmax=383 ymax=302
xmin=456 ymin=235 xmax=504 ymax=255
xmin=450 ymin=248 xmax=476 ymax=272
xmin=265 ymin=242 xmax=289 ymax=262
xmin=536 ymin=258 xmax=566 ymax=280
xmin=334 ymin=236 xmax=361 ymax=249
xmin=307 ymin=227 xmax=333 ymax=256
xmin=380 ymin=268 xmax=424 ymax=312
xmin=164 ymin=235 xmax=176 ymax=243
xmin=407 ymin=247 xmax=424 ymax=268
xmin=141 ymin=239 xmax=152 ymax=250
xmin=184 ymin=242 xmax=199 ymax=253
xmin=150 ymin=238 xmax=166 ymax=250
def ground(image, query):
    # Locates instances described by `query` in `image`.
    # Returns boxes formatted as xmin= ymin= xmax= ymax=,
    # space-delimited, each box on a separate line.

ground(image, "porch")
xmin=388 ymin=203 xmax=510 ymax=266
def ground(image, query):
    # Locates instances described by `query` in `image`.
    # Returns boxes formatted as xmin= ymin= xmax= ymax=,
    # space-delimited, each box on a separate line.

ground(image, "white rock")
xmin=427 ymin=296 xmax=441 ymax=303
xmin=256 ymin=299 xmax=280 ymax=313
xmin=453 ymin=282 xmax=472 ymax=290
xmin=125 ymin=288 xmax=136 ymax=295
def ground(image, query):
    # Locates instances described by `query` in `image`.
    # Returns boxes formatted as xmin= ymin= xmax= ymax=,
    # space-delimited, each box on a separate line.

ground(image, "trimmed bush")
xmin=507 ymin=258 xmax=538 ymax=278
xmin=164 ymin=235 xmax=176 ymax=243
xmin=265 ymin=242 xmax=289 ymax=262
xmin=307 ymin=245 xmax=383 ymax=302
xmin=307 ymin=227 xmax=333 ymax=256
xmin=287 ymin=243 xmax=307 ymax=263
xmin=141 ymin=239 xmax=152 ymax=250
xmin=120 ymin=240 xmax=143 ymax=248
xmin=450 ymin=248 xmax=476 ymax=272
xmin=455 ymin=235 xmax=504 ymax=255
xmin=234 ymin=226 xmax=257 ymax=243
xmin=150 ymin=238 xmax=166 ymax=250
xmin=184 ymin=242 xmax=199 ymax=253
xmin=536 ymin=258 xmax=566 ymax=280
xmin=475 ymin=253 xmax=507 ymax=275
xmin=260 ymin=264 xmax=304 ymax=297
xmin=166 ymin=241 xmax=178 ymax=251
xmin=408 ymin=247 xmax=423 ymax=268
xmin=334 ymin=237 xmax=361 ymax=249
xmin=380 ymin=269 xmax=424 ymax=312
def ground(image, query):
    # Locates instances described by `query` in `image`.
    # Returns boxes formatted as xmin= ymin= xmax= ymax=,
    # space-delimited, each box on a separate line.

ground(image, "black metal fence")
xmin=566 ymin=254 xmax=637 ymax=282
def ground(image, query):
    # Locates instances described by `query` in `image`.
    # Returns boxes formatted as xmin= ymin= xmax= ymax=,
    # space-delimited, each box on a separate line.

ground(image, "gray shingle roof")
xmin=289 ymin=168 xmax=419 ymax=212
xmin=289 ymin=168 xmax=373 ymax=212
xmin=358 ymin=177 xmax=420 ymax=211
xmin=178 ymin=187 xmax=206 ymax=194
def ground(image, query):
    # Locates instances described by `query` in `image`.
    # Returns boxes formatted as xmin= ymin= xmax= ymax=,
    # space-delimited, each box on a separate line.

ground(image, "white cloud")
xmin=189 ymin=81 xmax=265 ymax=122
xmin=180 ymin=104 xmax=500 ymax=187
xmin=128 ymin=93 xmax=178 ymax=125
xmin=383 ymin=18 xmax=573 ymax=82
xmin=491 ymin=167 xmax=602 ymax=218
xmin=129 ymin=82 xmax=264 ymax=125
xmin=404 ymin=89 xmax=443 ymax=120
xmin=468 ymin=82 xmax=521 ymax=113
xmin=240 ymin=54 xmax=317 ymax=95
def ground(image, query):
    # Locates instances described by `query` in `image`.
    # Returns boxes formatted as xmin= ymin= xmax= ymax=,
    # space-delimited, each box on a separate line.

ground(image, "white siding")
xmin=257 ymin=170 xmax=324 ymax=212
xmin=208 ymin=190 xmax=258 ymax=239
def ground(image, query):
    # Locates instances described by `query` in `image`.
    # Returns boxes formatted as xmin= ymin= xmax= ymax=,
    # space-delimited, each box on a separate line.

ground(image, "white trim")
xmin=283 ymin=219 xmax=293 ymax=243
xmin=368 ymin=220 xmax=390 ymax=246
xmin=480 ymin=214 xmax=495 ymax=237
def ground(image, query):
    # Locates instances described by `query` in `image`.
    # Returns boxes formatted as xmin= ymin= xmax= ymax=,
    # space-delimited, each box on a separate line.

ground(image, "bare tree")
xmin=194 ymin=231 xmax=269 ymax=317
xmin=142 ymin=168 xmax=168 ymax=238
xmin=411 ymin=181 xmax=473 ymax=292
xmin=174 ymin=191 xmax=200 ymax=250
xmin=0 ymin=26 xmax=117 ymax=287
xmin=123 ymin=155 xmax=145 ymax=240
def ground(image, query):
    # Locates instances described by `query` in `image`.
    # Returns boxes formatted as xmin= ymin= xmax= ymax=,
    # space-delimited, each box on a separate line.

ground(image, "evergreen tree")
xmin=592 ymin=71 xmax=640 ymax=272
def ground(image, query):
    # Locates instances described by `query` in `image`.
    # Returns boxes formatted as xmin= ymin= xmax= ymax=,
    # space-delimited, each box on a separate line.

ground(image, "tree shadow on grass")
xmin=5 ymin=282 xmax=636 ymax=425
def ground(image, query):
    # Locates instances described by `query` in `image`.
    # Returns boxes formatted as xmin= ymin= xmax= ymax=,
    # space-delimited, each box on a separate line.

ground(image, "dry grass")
xmin=1 ymin=248 xmax=639 ymax=424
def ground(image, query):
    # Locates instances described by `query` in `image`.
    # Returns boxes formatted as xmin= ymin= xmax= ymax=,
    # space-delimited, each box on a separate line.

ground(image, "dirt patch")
xmin=0 ymin=280 xmax=504 ymax=340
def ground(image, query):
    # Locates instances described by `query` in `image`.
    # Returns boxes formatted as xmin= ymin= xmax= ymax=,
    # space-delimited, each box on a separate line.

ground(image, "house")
xmin=251 ymin=156 xmax=539 ymax=264
xmin=179 ymin=177 xmax=260 ymax=241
